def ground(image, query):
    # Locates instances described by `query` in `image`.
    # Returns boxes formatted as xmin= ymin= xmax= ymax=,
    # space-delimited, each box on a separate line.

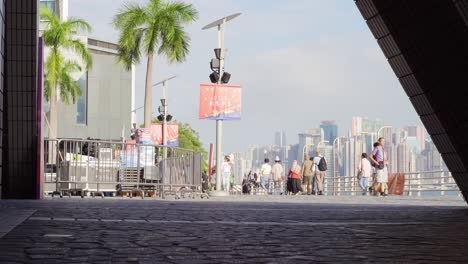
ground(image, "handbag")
xmin=357 ymin=159 xmax=363 ymax=180
xmin=377 ymin=147 xmax=385 ymax=170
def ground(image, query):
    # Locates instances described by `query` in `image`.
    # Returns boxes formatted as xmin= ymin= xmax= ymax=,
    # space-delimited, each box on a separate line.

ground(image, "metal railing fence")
xmin=323 ymin=170 xmax=459 ymax=196
xmin=44 ymin=138 xmax=202 ymax=198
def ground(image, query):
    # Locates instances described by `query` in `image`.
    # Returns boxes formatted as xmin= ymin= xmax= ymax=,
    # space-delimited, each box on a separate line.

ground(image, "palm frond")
xmin=62 ymin=38 xmax=93 ymax=70
xmin=158 ymin=23 xmax=190 ymax=63
xmin=64 ymin=18 xmax=92 ymax=34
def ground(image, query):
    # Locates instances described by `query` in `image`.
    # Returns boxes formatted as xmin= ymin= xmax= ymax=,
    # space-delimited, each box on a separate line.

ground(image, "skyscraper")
xmin=351 ymin=117 xmax=363 ymax=137
xmin=320 ymin=121 xmax=338 ymax=144
xmin=274 ymin=131 xmax=287 ymax=147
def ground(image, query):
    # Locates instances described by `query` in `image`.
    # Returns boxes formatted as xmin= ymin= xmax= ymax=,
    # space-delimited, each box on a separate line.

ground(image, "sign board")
xmin=149 ymin=123 xmax=179 ymax=147
xmin=199 ymin=84 xmax=242 ymax=120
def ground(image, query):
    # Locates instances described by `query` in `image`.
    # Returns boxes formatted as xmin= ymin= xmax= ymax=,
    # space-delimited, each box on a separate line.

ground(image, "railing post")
xmin=408 ymin=173 xmax=412 ymax=196
xmin=440 ymin=171 xmax=445 ymax=196
xmin=417 ymin=173 xmax=421 ymax=197
xmin=333 ymin=175 xmax=336 ymax=196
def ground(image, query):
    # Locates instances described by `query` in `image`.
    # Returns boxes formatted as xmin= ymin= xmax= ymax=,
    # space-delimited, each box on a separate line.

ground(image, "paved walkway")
xmin=0 ymin=196 xmax=467 ymax=263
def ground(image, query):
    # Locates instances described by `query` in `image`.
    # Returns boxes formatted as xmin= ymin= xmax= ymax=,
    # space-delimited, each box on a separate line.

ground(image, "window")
xmin=76 ymin=72 xmax=88 ymax=125
xmin=40 ymin=0 xmax=56 ymax=14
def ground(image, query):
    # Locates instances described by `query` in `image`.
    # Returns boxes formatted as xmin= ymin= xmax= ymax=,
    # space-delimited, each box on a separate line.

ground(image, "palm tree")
xmin=40 ymin=7 xmax=92 ymax=140
xmin=113 ymin=0 xmax=198 ymax=128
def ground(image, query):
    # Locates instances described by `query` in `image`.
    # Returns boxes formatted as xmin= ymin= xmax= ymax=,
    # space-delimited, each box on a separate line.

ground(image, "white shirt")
xmin=222 ymin=162 xmax=231 ymax=173
xmin=313 ymin=156 xmax=323 ymax=172
xmin=271 ymin=163 xmax=284 ymax=179
xmin=260 ymin=163 xmax=272 ymax=175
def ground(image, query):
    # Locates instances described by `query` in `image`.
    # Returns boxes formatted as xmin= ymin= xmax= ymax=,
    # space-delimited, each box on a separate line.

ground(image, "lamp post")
xmin=153 ymin=76 xmax=176 ymax=160
xmin=377 ymin=126 xmax=392 ymax=139
xmin=332 ymin=137 xmax=345 ymax=196
xmin=202 ymin=13 xmax=241 ymax=195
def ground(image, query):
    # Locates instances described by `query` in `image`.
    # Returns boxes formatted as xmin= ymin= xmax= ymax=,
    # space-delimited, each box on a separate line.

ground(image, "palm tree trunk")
xmin=48 ymin=84 xmax=58 ymax=164
xmin=144 ymin=54 xmax=154 ymax=129
xmin=49 ymin=84 xmax=58 ymax=139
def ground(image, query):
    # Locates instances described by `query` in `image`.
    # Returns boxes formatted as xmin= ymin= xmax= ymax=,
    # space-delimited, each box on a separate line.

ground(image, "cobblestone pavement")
xmin=0 ymin=196 xmax=467 ymax=263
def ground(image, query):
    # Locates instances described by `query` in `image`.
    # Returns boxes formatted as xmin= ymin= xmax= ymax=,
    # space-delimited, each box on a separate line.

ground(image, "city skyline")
xmin=230 ymin=116 xmax=443 ymax=181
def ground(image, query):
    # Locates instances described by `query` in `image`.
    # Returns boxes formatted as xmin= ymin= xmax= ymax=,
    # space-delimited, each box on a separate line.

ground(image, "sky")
xmin=69 ymin=0 xmax=421 ymax=153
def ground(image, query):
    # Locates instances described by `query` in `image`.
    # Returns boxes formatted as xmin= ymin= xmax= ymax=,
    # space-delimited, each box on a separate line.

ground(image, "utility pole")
xmin=202 ymin=13 xmax=241 ymax=196
xmin=153 ymin=76 xmax=176 ymax=160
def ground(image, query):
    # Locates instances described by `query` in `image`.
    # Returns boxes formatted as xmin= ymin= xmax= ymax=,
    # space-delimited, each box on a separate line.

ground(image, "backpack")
xmin=318 ymin=157 xmax=327 ymax=171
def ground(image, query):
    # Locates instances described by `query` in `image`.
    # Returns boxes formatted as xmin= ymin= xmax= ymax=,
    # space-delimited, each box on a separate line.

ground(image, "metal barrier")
xmin=323 ymin=170 xmax=460 ymax=196
xmin=43 ymin=138 xmax=202 ymax=199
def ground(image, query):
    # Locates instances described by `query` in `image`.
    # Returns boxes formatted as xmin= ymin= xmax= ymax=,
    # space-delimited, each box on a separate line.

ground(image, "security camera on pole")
xmin=202 ymin=13 xmax=241 ymax=196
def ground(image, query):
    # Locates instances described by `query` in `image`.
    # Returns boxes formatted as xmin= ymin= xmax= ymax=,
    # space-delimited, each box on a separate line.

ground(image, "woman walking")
xmin=288 ymin=160 xmax=303 ymax=195
xmin=358 ymin=153 xmax=372 ymax=195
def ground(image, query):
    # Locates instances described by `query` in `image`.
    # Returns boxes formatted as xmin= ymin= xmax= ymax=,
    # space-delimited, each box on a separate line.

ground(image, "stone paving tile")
xmin=0 ymin=209 xmax=35 ymax=238
xmin=0 ymin=198 xmax=468 ymax=263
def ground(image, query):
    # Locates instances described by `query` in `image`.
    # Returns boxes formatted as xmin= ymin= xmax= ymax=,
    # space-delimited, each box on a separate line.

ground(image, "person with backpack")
xmin=313 ymin=151 xmax=327 ymax=195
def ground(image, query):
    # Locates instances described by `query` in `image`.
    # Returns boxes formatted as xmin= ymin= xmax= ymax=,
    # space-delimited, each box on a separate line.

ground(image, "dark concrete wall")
xmin=2 ymin=0 xmax=39 ymax=198
xmin=356 ymin=0 xmax=468 ymax=201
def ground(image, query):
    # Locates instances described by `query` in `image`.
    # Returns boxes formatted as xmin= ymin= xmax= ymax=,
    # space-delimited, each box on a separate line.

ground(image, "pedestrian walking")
xmin=313 ymin=151 xmax=327 ymax=195
xmin=301 ymin=154 xmax=314 ymax=195
xmin=222 ymin=156 xmax=232 ymax=192
xmin=288 ymin=160 xmax=303 ymax=195
xmin=271 ymin=156 xmax=284 ymax=195
xmin=369 ymin=137 xmax=389 ymax=196
xmin=357 ymin=153 xmax=372 ymax=195
xmin=260 ymin=158 xmax=272 ymax=193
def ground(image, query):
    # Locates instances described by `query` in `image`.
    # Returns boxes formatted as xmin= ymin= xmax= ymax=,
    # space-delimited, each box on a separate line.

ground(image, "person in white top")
xmin=271 ymin=156 xmax=284 ymax=195
xmin=260 ymin=158 xmax=272 ymax=192
xmin=312 ymin=151 xmax=327 ymax=195
xmin=221 ymin=155 xmax=232 ymax=192
xmin=358 ymin=153 xmax=372 ymax=195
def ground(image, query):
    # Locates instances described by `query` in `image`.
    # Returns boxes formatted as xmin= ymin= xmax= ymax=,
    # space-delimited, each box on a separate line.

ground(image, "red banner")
xmin=199 ymin=84 xmax=241 ymax=120
xmin=149 ymin=123 xmax=179 ymax=146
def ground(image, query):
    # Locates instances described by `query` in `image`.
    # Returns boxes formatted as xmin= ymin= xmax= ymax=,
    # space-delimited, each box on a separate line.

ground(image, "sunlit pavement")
xmin=0 ymin=195 xmax=467 ymax=263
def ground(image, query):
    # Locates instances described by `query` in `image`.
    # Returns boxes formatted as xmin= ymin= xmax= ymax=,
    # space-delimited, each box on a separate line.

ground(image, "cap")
xmin=275 ymin=156 xmax=280 ymax=161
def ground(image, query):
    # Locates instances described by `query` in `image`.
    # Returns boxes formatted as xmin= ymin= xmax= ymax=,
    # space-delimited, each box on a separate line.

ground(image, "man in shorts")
xmin=301 ymin=154 xmax=314 ymax=195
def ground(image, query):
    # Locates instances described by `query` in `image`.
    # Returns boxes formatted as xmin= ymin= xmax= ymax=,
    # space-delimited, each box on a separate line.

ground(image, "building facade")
xmin=40 ymin=0 xmax=135 ymax=140
xmin=320 ymin=121 xmax=338 ymax=144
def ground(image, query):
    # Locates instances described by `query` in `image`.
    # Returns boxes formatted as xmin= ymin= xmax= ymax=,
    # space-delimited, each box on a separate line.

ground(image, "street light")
xmin=377 ymin=126 xmax=392 ymax=139
xmin=153 ymin=75 xmax=176 ymax=160
xmin=202 ymin=13 xmax=241 ymax=196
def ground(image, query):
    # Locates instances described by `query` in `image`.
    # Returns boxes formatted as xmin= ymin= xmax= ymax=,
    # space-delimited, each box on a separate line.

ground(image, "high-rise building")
xmin=351 ymin=117 xmax=363 ymax=137
xmin=40 ymin=0 xmax=68 ymax=20
xmin=381 ymin=127 xmax=393 ymax=145
xmin=406 ymin=125 xmax=426 ymax=152
xmin=40 ymin=0 xmax=135 ymax=140
xmin=352 ymin=116 xmax=384 ymax=137
xmin=320 ymin=121 xmax=338 ymax=144
xmin=344 ymin=136 xmax=365 ymax=177
xmin=274 ymin=131 xmax=287 ymax=147
xmin=386 ymin=144 xmax=398 ymax=173
xmin=397 ymin=143 xmax=411 ymax=173
xmin=298 ymin=129 xmax=324 ymax=161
